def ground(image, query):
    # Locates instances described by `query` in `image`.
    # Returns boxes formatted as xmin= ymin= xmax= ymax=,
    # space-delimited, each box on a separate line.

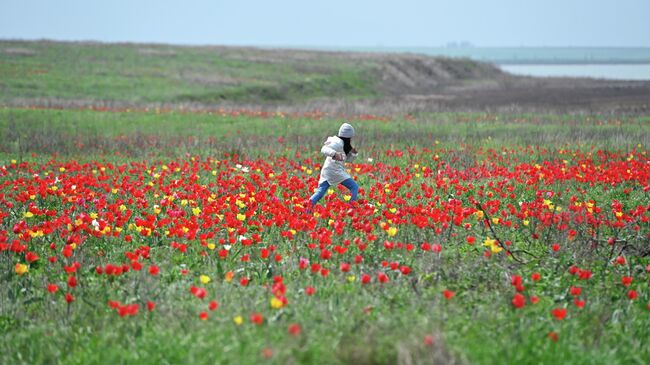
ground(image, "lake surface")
xmin=301 ymin=46 xmax=650 ymax=80
xmin=335 ymin=46 xmax=650 ymax=63
xmin=500 ymin=64 xmax=650 ymax=80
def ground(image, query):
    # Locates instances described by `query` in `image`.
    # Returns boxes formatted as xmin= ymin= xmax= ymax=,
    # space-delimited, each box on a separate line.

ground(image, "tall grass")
xmin=1 ymin=108 xmax=647 ymax=160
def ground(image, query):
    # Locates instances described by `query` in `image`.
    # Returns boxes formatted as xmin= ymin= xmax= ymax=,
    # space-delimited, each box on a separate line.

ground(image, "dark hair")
xmin=339 ymin=136 xmax=353 ymax=155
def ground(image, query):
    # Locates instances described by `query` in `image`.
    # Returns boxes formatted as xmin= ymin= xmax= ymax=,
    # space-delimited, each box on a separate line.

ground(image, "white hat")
xmin=338 ymin=123 xmax=355 ymax=138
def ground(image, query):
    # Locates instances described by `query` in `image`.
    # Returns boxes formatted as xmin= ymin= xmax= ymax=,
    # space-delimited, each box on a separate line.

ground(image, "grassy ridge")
xmin=4 ymin=40 xmax=650 ymax=116
xmin=0 ymin=41 xmax=379 ymax=104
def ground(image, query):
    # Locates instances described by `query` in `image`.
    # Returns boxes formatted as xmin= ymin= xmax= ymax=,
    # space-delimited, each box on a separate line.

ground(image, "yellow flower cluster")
xmin=483 ymin=237 xmax=503 ymax=253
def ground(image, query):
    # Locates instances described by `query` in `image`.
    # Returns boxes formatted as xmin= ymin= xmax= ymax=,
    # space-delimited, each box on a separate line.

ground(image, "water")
xmin=300 ymin=46 xmax=650 ymax=80
xmin=500 ymin=64 xmax=650 ymax=80
xmin=398 ymin=47 xmax=650 ymax=64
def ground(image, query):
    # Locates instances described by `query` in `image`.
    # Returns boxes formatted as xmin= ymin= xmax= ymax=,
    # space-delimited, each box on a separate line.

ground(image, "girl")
xmin=309 ymin=122 xmax=359 ymax=206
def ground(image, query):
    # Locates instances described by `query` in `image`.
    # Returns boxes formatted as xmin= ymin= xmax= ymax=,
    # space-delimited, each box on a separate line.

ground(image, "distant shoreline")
xmin=500 ymin=64 xmax=650 ymax=80
xmin=280 ymin=45 xmax=650 ymax=65
xmin=496 ymin=61 xmax=650 ymax=65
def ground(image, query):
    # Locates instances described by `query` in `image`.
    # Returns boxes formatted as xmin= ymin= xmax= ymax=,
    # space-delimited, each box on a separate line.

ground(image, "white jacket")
xmin=318 ymin=136 xmax=357 ymax=185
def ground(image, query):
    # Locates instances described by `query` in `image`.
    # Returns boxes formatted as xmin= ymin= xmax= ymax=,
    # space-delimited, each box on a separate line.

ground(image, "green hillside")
xmin=0 ymin=40 xmax=503 ymax=105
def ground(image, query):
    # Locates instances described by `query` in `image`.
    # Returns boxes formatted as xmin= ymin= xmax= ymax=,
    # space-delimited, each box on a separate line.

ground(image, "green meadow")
xmin=1 ymin=41 xmax=649 ymax=365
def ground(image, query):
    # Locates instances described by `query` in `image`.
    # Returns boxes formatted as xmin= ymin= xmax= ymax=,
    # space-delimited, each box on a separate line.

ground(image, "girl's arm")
xmin=321 ymin=144 xmax=337 ymax=158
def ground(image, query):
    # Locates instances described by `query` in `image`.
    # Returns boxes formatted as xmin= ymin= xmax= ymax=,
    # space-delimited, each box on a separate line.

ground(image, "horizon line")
xmin=1 ymin=37 xmax=650 ymax=49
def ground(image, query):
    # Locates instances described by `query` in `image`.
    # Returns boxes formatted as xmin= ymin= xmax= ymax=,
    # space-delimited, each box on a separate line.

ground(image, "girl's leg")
xmin=309 ymin=181 xmax=331 ymax=206
xmin=340 ymin=178 xmax=359 ymax=202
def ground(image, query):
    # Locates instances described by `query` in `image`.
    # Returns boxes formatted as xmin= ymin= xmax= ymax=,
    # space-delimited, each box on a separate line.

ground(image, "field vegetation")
xmin=1 ymin=40 xmax=503 ymax=106
xmin=1 ymin=40 xmax=649 ymax=365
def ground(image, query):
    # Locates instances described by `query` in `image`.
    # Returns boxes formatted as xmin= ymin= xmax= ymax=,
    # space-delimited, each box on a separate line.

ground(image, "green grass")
xmin=2 ymin=38 xmax=649 ymax=365
xmin=0 ymin=109 xmax=649 ymax=364
xmin=1 ymin=108 xmax=648 ymax=159
xmin=0 ymin=41 xmax=379 ymax=104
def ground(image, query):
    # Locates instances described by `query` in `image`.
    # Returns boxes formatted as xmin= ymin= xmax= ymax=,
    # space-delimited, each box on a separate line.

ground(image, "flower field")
xmin=1 ymin=109 xmax=650 ymax=364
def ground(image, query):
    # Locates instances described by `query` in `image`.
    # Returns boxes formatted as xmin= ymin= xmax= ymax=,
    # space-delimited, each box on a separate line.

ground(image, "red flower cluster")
xmin=1 ymin=142 xmax=647 ymax=339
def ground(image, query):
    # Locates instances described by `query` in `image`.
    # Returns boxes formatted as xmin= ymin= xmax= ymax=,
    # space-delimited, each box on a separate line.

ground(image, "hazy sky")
xmin=1 ymin=0 xmax=648 ymax=47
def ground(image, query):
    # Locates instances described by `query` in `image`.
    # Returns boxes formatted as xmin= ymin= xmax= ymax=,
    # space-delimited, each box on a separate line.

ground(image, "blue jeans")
xmin=309 ymin=178 xmax=359 ymax=205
